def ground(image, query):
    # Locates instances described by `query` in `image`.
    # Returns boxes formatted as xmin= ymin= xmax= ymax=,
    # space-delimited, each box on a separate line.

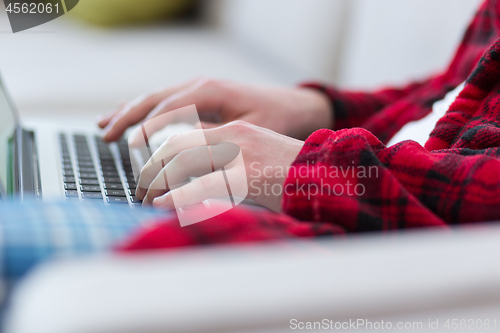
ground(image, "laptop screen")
xmin=0 ymin=77 xmax=18 ymax=196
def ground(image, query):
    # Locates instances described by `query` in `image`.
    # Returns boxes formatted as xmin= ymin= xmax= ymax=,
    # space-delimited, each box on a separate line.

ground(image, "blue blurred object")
xmin=0 ymin=200 xmax=168 ymax=286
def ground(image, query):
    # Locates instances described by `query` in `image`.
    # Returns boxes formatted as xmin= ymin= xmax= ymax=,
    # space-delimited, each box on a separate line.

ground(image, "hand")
xmin=136 ymin=120 xmax=304 ymax=212
xmin=97 ymin=78 xmax=332 ymax=142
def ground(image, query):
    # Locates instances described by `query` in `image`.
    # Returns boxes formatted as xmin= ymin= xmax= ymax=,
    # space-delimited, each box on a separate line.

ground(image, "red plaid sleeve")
xmin=118 ymin=205 xmax=346 ymax=252
xmin=283 ymin=36 xmax=500 ymax=229
xmin=302 ymin=0 xmax=499 ymax=144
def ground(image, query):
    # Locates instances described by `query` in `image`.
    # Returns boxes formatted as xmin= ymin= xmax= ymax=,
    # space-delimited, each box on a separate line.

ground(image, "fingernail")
xmin=153 ymin=195 xmax=167 ymax=207
xmin=153 ymin=193 xmax=173 ymax=209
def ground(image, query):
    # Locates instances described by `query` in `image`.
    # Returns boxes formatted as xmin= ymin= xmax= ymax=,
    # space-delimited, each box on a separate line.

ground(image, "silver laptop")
xmin=0 ymin=74 xmax=142 ymax=207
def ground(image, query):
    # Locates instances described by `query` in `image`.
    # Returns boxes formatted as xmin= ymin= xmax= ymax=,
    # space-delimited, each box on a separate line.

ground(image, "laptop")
xmin=0 ymin=74 xmax=145 ymax=207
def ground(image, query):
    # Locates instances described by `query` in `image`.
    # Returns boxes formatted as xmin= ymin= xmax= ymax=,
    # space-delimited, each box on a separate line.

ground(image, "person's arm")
xmin=283 ymin=38 xmax=500 ymax=228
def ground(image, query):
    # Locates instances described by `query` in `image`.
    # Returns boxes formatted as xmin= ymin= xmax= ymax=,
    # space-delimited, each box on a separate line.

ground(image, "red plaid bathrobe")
xmin=120 ymin=0 xmax=500 ymax=251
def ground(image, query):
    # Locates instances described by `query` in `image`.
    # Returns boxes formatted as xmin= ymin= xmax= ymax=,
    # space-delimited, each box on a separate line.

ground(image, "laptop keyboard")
xmin=59 ymin=133 xmax=140 ymax=207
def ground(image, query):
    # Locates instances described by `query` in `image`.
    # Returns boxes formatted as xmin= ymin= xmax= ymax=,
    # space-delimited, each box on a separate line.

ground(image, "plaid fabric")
xmin=118 ymin=0 xmax=500 ymax=251
xmin=118 ymin=204 xmax=345 ymax=252
xmin=0 ymin=201 xmax=167 ymax=286
xmin=283 ymin=1 xmax=500 ymax=231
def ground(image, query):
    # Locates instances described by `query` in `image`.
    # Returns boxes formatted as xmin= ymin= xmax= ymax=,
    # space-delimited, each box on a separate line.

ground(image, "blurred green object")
xmin=67 ymin=0 xmax=196 ymax=26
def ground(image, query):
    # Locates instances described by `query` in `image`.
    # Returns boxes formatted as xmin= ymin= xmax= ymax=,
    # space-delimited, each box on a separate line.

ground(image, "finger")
xmin=97 ymin=112 xmax=117 ymax=129
xmin=97 ymin=113 xmax=114 ymax=129
xmin=139 ymin=142 xmax=241 ymax=201
xmin=136 ymin=128 xmax=209 ymax=199
xmin=137 ymin=123 xmax=241 ymax=199
xmin=140 ymin=145 xmax=213 ymax=203
xmin=142 ymin=124 xmax=229 ymax=167
xmin=127 ymin=104 xmax=198 ymax=148
xmin=151 ymin=169 xmax=233 ymax=209
xmin=102 ymin=93 xmax=164 ymax=142
xmin=133 ymin=79 xmax=226 ymax=141
xmin=146 ymin=126 xmax=224 ymax=168
xmin=102 ymin=79 xmax=200 ymax=142
xmin=97 ymin=103 xmax=127 ymax=128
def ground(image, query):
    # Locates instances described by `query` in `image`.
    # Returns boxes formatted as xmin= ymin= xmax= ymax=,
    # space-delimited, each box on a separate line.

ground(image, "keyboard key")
xmin=102 ymin=170 xmax=119 ymax=177
xmin=65 ymin=190 xmax=78 ymax=197
xmin=62 ymin=169 xmax=74 ymax=177
xmin=77 ymin=156 xmax=93 ymax=161
xmin=130 ymin=197 xmax=141 ymax=203
xmin=80 ymin=179 xmax=100 ymax=185
xmin=78 ymin=167 xmax=96 ymax=173
xmin=128 ymin=189 xmax=136 ymax=196
xmin=64 ymin=183 xmax=78 ymax=190
xmin=127 ymin=183 xmax=137 ymax=189
xmin=106 ymin=190 xmax=126 ymax=197
xmin=127 ymin=176 xmax=136 ymax=183
xmin=82 ymin=192 xmax=103 ymax=199
xmin=103 ymin=176 xmax=121 ymax=184
xmin=79 ymin=172 xmax=98 ymax=179
xmin=107 ymin=197 xmax=128 ymax=204
xmin=98 ymin=153 xmax=114 ymax=160
xmin=81 ymin=185 xmax=101 ymax=192
xmin=63 ymin=176 xmax=76 ymax=183
xmin=124 ymin=167 xmax=134 ymax=174
xmin=123 ymin=167 xmax=134 ymax=174
xmin=105 ymin=183 xmax=123 ymax=190
xmin=101 ymin=165 xmax=117 ymax=171
xmin=77 ymin=161 xmax=94 ymax=167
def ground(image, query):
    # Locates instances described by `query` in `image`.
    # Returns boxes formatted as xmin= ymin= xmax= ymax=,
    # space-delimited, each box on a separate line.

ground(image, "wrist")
xmin=289 ymin=87 xmax=334 ymax=139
